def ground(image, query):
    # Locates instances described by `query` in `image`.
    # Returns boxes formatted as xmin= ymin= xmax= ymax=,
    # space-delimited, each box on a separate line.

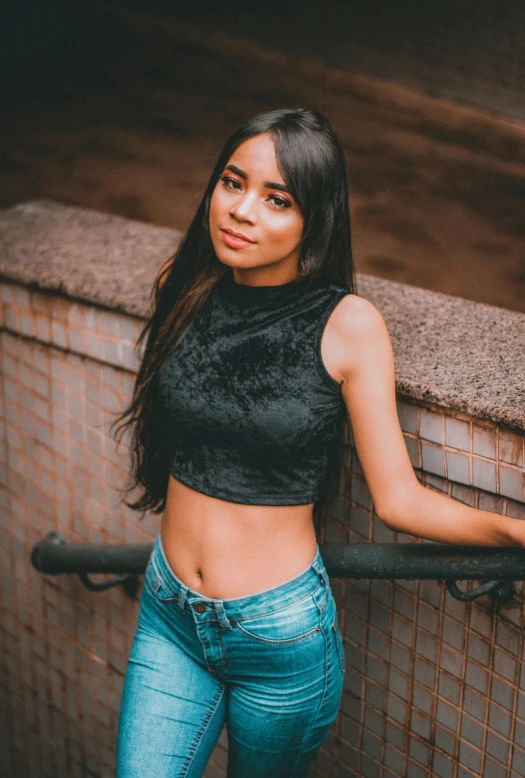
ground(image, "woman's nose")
xmin=230 ymin=191 xmax=257 ymax=223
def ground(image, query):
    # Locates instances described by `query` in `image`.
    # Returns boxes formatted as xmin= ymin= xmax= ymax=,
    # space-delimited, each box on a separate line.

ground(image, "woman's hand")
xmin=333 ymin=295 xmax=525 ymax=548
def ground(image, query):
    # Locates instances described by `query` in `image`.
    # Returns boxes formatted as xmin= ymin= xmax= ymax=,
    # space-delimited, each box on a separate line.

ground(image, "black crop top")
xmin=157 ymin=269 xmax=350 ymax=505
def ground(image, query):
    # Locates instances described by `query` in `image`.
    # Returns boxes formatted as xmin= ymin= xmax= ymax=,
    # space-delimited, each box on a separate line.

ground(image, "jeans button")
xmin=194 ymin=603 xmax=207 ymax=613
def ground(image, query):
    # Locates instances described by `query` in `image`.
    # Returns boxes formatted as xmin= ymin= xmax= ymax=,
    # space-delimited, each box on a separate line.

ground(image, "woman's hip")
xmin=136 ymin=531 xmax=345 ymax=686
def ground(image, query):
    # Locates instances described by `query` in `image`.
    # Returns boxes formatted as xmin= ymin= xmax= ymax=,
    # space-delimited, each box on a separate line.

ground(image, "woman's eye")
xmin=268 ymin=194 xmax=291 ymax=209
xmin=220 ymin=175 xmax=242 ymax=190
xmin=219 ymin=175 xmax=291 ymax=209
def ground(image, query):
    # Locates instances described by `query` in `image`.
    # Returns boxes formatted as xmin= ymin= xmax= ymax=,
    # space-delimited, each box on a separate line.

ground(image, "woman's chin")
xmin=215 ymin=251 xmax=257 ymax=268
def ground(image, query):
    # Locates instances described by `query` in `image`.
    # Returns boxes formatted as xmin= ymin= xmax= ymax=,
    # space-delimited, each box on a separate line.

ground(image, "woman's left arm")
xmin=333 ymin=295 xmax=525 ymax=548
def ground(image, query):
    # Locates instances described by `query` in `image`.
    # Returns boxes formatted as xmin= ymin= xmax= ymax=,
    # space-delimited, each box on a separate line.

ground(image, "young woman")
xmin=113 ymin=108 xmax=525 ymax=778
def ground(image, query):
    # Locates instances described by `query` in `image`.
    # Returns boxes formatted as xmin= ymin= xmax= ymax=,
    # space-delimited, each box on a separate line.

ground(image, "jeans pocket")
xmin=235 ymin=584 xmax=326 ymax=645
xmin=331 ymin=620 xmax=346 ymax=674
xmin=143 ymin=553 xmax=178 ymax=602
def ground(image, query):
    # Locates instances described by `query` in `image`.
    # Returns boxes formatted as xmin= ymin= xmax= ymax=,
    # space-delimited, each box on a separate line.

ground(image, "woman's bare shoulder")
xmin=327 ymin=293 xmax=391 ymax=379
xmin=331 ymin=293 xmax=387 ymax=338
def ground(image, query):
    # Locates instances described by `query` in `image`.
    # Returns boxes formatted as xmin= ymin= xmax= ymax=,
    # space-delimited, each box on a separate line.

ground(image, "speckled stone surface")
xmin=358 ymin=275 xmax=525 ymax=433
xmin=0 ymin=200 xmax=181 ymax=318
xmin=1 ymin=200 xmax=524 ymax=432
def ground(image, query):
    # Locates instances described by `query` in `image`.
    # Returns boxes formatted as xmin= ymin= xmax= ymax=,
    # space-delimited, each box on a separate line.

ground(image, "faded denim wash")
xmin=116 ymin=531 xmax=345 ymax=778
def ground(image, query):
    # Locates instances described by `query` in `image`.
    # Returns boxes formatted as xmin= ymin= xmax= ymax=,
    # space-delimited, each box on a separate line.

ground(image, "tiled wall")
xmin=0 ymin=285 xmax=159 ymax=778
xmin=1 ymin=281 xmax=524 ymax=778
xmin=327 ymin=420 xmax=525 ymax=778
xmin=398 ymin=405 xmax=524 ymax=507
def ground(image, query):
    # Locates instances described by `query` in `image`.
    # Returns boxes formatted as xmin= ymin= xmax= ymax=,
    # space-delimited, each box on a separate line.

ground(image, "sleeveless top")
xmin=156 ymin=269 xmax=349 ymax=505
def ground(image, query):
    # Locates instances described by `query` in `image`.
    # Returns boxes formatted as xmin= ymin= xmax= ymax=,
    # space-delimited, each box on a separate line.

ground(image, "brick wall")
xmin=1 ymin=280 xmax=524 ymax=777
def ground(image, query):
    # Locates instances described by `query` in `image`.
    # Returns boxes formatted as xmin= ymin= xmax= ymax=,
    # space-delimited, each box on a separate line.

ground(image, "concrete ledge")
xmin=0 ymin=199 xmax=181 ymax=318
xmin=359 ymin=275 xmax=525 ymax=433
xmin=1 ymin=199 xmax=524 ymax=432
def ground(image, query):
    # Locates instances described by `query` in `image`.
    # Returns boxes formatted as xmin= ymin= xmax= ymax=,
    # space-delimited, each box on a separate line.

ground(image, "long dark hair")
xmin=111 ymin=107 xmax=357 ymax=529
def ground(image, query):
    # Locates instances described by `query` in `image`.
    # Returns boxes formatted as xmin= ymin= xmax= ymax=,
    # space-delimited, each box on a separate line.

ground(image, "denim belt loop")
xmin=313 ymin=555 xmax=330 ymax=587
xmin=214 ymin=601 xmax=232 ymax=630
xmin=177 ymin=584 xmax=188 ymax=611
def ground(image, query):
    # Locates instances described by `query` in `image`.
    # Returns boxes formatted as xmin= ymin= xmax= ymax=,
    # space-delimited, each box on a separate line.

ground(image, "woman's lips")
xmin=220 ymin=229 xmax=255 ymax=249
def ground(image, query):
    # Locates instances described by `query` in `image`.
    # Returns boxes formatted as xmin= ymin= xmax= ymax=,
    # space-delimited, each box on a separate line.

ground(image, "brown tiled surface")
xmin=398 ymin=402 xmax=525 ymax=505
xmin=322 ymin=417 xmax=525 ymax=778
xmin=1 ymin=283 xmax=524 ymax=777
xmin=0 ymin=281 xmax=143 ymax=372
xmin=0 ymin=334 xmax=158 ymax=777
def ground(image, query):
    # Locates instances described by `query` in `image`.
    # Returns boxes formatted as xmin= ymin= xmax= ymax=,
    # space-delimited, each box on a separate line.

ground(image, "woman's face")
xmin=209 ymin=133 xmax=304 ymax=283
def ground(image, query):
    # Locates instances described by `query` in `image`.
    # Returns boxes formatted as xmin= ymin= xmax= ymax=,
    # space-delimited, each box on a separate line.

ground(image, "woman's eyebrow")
xmin=225 ymin=163 xmax=290 ymax=193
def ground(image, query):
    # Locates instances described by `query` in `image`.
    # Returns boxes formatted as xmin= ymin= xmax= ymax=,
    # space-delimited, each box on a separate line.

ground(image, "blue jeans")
xmin=116 ymin=532 xmax=345 ymax=778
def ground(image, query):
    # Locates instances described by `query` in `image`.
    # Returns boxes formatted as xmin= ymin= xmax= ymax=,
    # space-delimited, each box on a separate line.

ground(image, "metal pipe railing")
xmin=31 ymin=531 xmax=151 ymax=575
xmin=31 ymin=531 xmax=525 ymax=605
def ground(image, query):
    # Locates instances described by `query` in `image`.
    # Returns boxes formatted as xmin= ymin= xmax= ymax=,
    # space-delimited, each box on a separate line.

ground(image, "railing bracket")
xmin=31 ymin=531 xmax=147 ymax=598
xmin=77 ymin=571 xmax=140 ymax=596
xmin=445 ymin=579 xmax=515 ymax=605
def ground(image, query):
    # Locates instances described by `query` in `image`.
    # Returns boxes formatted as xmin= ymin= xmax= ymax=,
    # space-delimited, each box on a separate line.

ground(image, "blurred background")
xmin=2 ymin=0 xmax=525 ymax=312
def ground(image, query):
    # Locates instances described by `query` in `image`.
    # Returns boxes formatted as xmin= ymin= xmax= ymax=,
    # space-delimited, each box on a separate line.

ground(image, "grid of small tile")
xmin=397 ymin=401 xmax=525 ymax=506
xmin=0 ymin=333 xmax=154 ymax=777
xmin=1 ymin=281 xmax=525 ymax=778
xmin=0 ymin=282 xmax=144 ymax=373
xmin=0 ymin=284 xmax=227 ymax=777
xmin=319 ymin=410 xmax=525 ymax=778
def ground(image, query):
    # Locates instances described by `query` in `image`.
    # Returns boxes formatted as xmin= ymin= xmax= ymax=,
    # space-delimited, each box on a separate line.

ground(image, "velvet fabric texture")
xmin=157 ymin=269 xmax=349 ymax=505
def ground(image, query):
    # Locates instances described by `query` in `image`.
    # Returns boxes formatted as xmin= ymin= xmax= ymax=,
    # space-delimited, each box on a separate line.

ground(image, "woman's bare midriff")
xmin=160 ymin=474 xmax=318 ymax=599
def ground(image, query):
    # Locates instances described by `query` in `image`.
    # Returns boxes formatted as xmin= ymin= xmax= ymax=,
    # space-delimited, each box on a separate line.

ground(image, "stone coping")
xmin=0 ymin=199 xmax=180 ymax=319
xmin=1 ymin=199 xmax=524 ymax=433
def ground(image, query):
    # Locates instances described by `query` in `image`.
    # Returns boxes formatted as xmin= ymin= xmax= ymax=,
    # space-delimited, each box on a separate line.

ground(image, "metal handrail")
xmin=31 ymin=531 xmax=525 ymax=605
xmin=31 ymin=532 xmax=151 ymax=574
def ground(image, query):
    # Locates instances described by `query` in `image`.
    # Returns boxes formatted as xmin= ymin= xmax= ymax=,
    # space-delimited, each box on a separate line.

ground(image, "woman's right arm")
xmin=334 ymin=295 xmax=525 ymax=548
